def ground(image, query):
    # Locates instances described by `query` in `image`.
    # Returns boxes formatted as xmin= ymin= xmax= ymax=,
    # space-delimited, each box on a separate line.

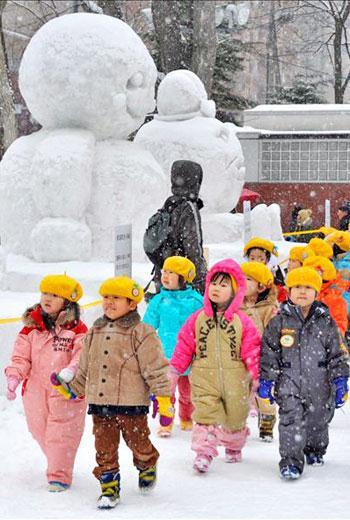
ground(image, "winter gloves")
xmin=258 ymin=379 xmax=275 ymax=404
xmin=258 ymin=377 xmax=349 ymax=409
xmin=50 ymin=372 xmax=77 ymax=400
xmin=150 ymin=395 xmax=175 ymax=426
xmin=58 ymin=368 xmax=75 ymax=383
xmin=6 ymin=376 xmax=20 ymax=400
xmin=333 ymin=377 xmax=349 ymax=409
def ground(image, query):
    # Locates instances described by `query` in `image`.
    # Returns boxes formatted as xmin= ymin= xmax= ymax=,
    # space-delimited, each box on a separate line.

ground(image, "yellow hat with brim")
xmin=99 ymin=276 xmax=144 ymax=304
xmin=285 ymin=267 xmax=322 ymax=293
xmin=307 ymin=238 xmax=333 ymax=259
xmin=243 ymin=237 xmax=278 ymax=257
xmin=303 ymin=255 xmax=336 ymax=282
xmin=289 ymin=246 xmax=314 ymax=264
xmin=40 ymin=274 xmax=83 ymax=302
xmin=326 ymin=231 xmax=350 ymax=252
xmin=319 ymin=226 xmax=337 ymax=237
xmin=163 ymin=256 xmax=196 ymax=283
xmin=241 ymin=262 xmax=274 ymax=288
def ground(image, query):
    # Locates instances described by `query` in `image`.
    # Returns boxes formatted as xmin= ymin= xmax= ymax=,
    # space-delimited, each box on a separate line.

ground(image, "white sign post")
xmin=243 ymin=200 xmax=252 ymax=243
xmin=114 ymin=224 xmax=132 ymax=277
xmin=325 ymin=199 xmax=331 ymax=227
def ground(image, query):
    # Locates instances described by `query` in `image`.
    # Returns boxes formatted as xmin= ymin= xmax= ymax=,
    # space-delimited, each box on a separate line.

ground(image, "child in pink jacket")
xmin=4 ymin=274 xmax=88 ymax=492
xmin=170 ymin=259 xmax=261 ymax=473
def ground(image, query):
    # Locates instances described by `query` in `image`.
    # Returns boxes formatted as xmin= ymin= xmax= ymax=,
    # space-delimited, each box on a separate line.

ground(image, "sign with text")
xmin=325 ymin=199 xmax=331 ymax=227
xmin=243 ymin=201 xmax=252 ymax=243
xmin=114 ymin=224 xmax=132 ymax=277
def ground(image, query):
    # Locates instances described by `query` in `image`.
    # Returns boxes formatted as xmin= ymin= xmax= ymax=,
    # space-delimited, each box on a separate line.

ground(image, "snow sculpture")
xmin=251 ymin=203 xmax=284 ymax=241
xmin=135 ymin=69 xmax=245 ymax=214
xmin=0 ymin=13 xmax=166 ymax=262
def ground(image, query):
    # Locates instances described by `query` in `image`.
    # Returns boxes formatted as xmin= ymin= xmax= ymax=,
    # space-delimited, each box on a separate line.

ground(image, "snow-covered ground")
xmin=3 ymin=238 xmax=331 ymax=520
xmin=1 ymin=395 xmax=349 ymax=520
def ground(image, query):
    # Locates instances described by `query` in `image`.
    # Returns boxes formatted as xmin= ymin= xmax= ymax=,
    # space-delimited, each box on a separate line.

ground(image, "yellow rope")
xmin=0 ymin=299 xmax=102 ymax=325
xmin=283 ymin=228 xmax=323 ymax=237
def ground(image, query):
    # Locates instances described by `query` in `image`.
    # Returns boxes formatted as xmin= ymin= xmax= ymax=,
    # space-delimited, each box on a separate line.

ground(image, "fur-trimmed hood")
xmin=22 ymin=304 xmax=84 ymax=333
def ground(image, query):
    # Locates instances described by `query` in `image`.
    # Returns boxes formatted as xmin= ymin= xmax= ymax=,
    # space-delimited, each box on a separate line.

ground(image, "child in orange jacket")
xmin=303 ymin=255 xmax=348 ymax=341
xmin=4 ymin=274 xmax=87 ymax=492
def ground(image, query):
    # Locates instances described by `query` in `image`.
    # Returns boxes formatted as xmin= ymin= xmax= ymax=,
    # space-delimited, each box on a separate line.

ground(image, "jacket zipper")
xmin=216 ymin=317 xmax=225 ymax=396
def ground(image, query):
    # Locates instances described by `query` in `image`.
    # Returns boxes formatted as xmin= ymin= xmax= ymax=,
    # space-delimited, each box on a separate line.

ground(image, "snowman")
xmin=135 ymin=69 xmax=246 ymax=215
xmin=0 ymin=13 xmax=166 ymax=262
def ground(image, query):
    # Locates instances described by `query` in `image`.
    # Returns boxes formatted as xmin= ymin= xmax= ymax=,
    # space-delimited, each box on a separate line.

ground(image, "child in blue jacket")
xmin=143 ymin=256 xmax=203 ymax=437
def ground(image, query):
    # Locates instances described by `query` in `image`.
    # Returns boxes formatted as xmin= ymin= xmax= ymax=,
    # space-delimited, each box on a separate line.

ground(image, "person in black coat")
xmin=152 ymin=160 xmax=207 ymax=295
xmin=337 ymin=202 xmax=350 ymax=231
xmin=258 ymin=267 xmax=349 ymax=480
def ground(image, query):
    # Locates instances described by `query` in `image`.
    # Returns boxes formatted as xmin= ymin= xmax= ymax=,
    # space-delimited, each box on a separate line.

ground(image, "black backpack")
xmin=143 ymin=205 xmax=176 ymax=268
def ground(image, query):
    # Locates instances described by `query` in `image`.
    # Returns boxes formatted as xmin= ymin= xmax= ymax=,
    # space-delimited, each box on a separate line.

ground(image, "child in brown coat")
xmin=64 ymin=276 xmax=172 ymax=509
xmin=240 ymin=262 xmax=279 ymax=441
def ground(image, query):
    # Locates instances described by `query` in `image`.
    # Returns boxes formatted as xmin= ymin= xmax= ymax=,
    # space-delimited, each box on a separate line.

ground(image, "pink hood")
xmin=203 ymin=259 xmax=246 ymax=322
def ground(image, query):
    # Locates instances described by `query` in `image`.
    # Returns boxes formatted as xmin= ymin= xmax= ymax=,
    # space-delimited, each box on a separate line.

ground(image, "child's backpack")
xmin=143 ymin=204 xmax=177 ymax=268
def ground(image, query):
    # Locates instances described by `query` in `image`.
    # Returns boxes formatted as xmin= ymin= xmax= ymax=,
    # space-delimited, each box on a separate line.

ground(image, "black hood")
xmin=170 ymin=160 xmax=203 ymax=200
xmin=339 ymin=201 xmax=350 ymax=214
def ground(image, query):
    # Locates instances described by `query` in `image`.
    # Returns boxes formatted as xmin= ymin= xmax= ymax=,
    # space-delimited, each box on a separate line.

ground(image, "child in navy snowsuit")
xmin=143 ymin=256 xmax=203 ymax=436
xmin=259 ymin=267 xmax=349 ymax=480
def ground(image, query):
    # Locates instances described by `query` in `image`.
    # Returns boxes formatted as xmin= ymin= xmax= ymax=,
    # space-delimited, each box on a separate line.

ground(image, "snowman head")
xmin=19 ymin=13 xmax=157 ymax=140
xmin=156 ymin=69 xmax=216 ymax=121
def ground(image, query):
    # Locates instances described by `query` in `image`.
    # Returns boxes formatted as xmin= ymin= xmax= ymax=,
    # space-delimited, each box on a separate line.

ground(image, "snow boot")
xmin=180 ymin=419 xmax=193 ymax=431
xmin=306 ymin=453 xmax=324 ymax=466
xmin=97 ymin=471 xmax=120 ymax=509
xmin=259 ymin=413 xmax=276 ymax=442
xmin=48 ymin=481 xmax=70 ymax=492
xmin=225 ymin=449 xmax=242 ymax=463
xmin=280 ymin=465 xmax=301 ymax=481
xmin=193 ymin=454 xmax=212 ymax=474
xmin=157 ymin=424 xmax=173 ymax=437
xmin=138 ymin=466 xmax=157 ymax=493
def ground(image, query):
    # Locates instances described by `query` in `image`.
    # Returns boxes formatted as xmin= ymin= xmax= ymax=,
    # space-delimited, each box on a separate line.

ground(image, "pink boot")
xmin=193 ymin=454 xmax=212 ymax=473
xmin=225 ymin=449 xmax=242 ymax=463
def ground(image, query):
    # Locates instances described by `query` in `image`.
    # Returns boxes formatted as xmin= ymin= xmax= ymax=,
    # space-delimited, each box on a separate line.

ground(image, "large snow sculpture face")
xmin=19 ymin=13 xmax=156 ymax=139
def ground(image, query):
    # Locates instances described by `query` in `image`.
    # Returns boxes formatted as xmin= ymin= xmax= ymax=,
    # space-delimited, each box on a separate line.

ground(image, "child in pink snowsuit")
xmin=4 ymin=274 xmax=88 ymax=492
xmin=170 ymin=259 xmax=261 ymax=473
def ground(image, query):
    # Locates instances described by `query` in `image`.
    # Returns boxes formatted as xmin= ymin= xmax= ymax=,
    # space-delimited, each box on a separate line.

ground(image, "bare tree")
xmin=151 ymin=0 xmax=184 ymax=72
xmin=151 ymin=0 xmax=217 ymax=95
xmin=265 ymin=1 xmax=282 ymax=102
xmin=191 ymin=0 xmax=216 ymax=94
xmin=302 ymin=0 xmax=350 ymax=103
xmin=0 ymin=0 xmax=17 ymax=154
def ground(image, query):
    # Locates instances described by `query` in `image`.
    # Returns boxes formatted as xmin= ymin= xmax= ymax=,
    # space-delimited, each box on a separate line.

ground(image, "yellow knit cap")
xmin=39 ymin=274 xmax=83 ymax=302
xmin=243 ymin=237 xmax=278 ymax=257
xmin=303 ymin=255 xmax=336 ymax=282
xmin=241 ymin=262 xmax=274 ymax=288
xmin=163 ymin=256 xmax=196 ymax=283
xmin=99 ymin=276 xmax=144 ymax=303
xmin=289 ymin=246 xmax=314 ymax=263
xmin=319 ymin=226 xmax=336 ymax=237
xmin=326 ymin=231 xmax=350 ymax=252
xmin=306 ymin=238 xmax=333 ymax=259
xmin=285 ymin=267 xmax=322 ymax=293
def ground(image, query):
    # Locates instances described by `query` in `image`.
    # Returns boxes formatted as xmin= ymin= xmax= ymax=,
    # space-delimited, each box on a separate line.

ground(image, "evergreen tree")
xmin=270 ymin=75 xmax=325 ymax=104
xmin=212 ymin=34 xmax=252 ymax=113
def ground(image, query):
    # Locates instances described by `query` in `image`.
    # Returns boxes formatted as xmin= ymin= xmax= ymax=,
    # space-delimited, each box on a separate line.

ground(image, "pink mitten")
xmin=6 ymin=376 xmax=20 ymax=401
